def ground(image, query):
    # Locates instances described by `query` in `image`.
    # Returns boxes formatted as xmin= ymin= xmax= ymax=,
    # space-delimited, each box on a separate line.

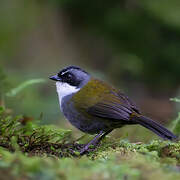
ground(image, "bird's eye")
xmin=58 ymin=72 xmax=72 ymax=79
xmin=64 ymin=73 xmax=73 ymax=81
xmin=66 ymin=73 xmax=72 ymax=79
xmin=58 ymin=71 xmax=78 ymax=86
xmin=63 ymin=73 xmax=74 ymax=83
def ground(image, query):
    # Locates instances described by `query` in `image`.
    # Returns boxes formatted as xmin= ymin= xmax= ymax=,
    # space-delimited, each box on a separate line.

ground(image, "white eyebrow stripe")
xmin=61 ymin=70 xmax=69 ymax=75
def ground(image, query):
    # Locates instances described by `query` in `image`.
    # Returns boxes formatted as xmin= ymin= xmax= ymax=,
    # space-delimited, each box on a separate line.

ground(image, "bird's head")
xmin=50 ymin=66 xmax=91 ymax=98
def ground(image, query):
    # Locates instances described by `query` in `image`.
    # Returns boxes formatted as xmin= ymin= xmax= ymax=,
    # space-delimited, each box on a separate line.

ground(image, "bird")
xmin=50 ymin=65 xmax=177 ymax=154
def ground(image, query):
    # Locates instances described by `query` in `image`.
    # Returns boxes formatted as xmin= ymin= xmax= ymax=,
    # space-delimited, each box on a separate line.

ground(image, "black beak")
xmin=49 ymin=75 xmax=61 ymax=81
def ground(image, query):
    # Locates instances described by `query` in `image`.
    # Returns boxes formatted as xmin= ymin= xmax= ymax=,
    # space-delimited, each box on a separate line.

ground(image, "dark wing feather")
xmin=115 ymin=91 xmax=140 ymax=114
xmin=88 ymin=102 xmax=131 ymax=121
xmin=87 ymin=90 xmax=140 ymax=122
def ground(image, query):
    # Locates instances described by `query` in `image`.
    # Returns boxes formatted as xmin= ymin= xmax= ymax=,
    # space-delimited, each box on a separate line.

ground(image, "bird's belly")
xmin=61 ymin=98 xmax=111 ymax=134
xmin=62 ymin=108 xmax=110 ymax=134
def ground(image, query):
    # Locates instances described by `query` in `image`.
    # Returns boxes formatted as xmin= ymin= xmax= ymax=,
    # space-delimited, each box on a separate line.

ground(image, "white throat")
xmin=56 ymin=82 xmax=80 ymax=108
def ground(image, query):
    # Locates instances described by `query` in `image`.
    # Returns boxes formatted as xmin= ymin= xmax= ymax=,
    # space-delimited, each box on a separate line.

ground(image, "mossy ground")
xmin=0 ymin=107 xmax=180 ymax=180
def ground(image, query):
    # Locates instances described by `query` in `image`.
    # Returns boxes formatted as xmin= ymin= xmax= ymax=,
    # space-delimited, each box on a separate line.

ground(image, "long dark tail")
xmin=134 ymin=116 xmax=177 ymax=141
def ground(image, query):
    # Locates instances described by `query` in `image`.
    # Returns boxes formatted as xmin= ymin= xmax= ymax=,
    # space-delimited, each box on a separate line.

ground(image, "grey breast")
xmin=61 ymin=94 xmax=111 ymax=134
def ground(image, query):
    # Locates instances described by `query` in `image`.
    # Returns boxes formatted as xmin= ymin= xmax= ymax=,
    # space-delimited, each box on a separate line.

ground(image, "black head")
xmin=49 ymin=66 xmax=91 ymax=88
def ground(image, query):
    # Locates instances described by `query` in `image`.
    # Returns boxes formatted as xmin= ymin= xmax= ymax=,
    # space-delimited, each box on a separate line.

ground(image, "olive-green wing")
xmin=73 ymin=78 xmax=140 ymax=121
xmin=87 ymin=89 xmax=140 ymax=121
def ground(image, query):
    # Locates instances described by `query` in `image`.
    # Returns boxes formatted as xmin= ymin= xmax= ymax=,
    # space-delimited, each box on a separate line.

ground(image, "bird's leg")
xmin=80 ymin=129 xmax=113 ymax=155
xmin=80 ymin=131 xmax=104 ymax=155
xmin=98 ymin=129 xmax=113 ymax=142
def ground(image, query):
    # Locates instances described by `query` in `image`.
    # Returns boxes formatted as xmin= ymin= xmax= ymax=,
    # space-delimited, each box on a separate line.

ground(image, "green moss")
xmin=0 ymin=144 xmax=180 ymax=180
xmin=0 ymin=106 xmax=180 ymax=179
xmin=172 ymin=112 xmax=180 ymax=135
xmin=0 ymin=106 xmax=72 ymax=157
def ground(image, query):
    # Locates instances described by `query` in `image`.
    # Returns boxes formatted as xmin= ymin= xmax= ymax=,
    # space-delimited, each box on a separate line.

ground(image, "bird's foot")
xmin=79 ymin=130 xmax=112 ymax=155
xmin=80 ymin=141 xmax=100 ymax=155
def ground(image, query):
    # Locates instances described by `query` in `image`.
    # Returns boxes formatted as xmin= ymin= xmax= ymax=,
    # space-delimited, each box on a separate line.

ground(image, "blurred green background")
xmin=0 ymin=0 xmax=180 ymax=142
